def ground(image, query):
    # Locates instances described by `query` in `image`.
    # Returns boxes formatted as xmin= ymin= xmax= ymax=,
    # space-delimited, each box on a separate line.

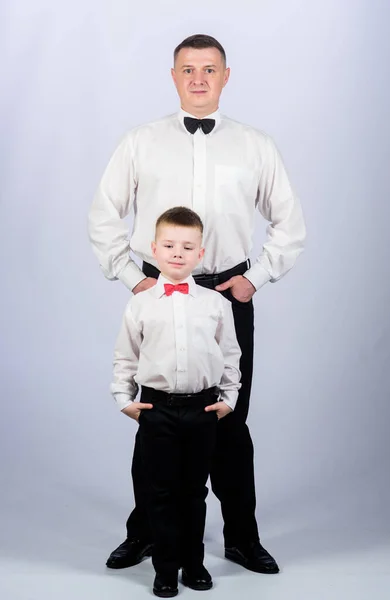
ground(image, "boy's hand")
xmin=121 ymin=402 xmax=153 ymax=422
xmin=205 ymin=401 xmax=233 ymax=420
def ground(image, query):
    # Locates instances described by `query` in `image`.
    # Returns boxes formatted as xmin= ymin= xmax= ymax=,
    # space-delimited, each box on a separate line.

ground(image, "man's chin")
xmin=188 ymin=95 xmax=209 ymax=106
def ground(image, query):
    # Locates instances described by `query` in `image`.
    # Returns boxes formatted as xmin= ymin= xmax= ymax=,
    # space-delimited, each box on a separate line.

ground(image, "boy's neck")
xmin=160 ymin=271 xmax=190 ymax=284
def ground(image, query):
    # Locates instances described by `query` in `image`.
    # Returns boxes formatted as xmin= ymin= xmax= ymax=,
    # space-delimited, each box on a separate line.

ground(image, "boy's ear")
xmin=151 ymin=241 xmax=157 ymax=256
xmin=199 ymin=247 xmax=205 ymax=259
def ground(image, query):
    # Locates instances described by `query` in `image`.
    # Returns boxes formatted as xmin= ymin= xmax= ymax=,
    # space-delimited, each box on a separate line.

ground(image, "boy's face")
xmin=152 ymin=223 xmax=204 ymax=282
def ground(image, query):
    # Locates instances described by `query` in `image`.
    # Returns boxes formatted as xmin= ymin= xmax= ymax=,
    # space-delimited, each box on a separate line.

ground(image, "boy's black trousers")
xmin=138 ymin=387 xmax=218 ymax=575
xmin=127 ymin=260 xmax=259 ymax=550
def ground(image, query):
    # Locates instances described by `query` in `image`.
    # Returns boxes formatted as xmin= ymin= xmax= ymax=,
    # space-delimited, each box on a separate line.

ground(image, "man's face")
xmin=152 ymin=224 xmax=205 ymax=282
xmin=171 ymin=47 xmax=230 ymax=118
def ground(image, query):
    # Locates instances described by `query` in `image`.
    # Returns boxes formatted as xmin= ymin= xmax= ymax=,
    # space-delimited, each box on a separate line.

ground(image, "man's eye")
xmin=205 ymin=69 xmax=215 ymax=73
xmin=184 ymin=69 xmax=192 ymax=74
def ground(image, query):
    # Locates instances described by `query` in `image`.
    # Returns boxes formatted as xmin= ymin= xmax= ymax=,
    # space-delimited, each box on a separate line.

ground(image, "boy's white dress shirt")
xmin=111 ymin=275 xmax=241 ymax=411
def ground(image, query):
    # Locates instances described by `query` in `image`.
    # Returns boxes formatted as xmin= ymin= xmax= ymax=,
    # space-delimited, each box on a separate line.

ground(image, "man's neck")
xmin=181 ymin=105 xmax=218 ymax=119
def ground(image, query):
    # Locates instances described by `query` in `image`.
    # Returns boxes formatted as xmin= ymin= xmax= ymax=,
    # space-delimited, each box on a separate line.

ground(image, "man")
xmin=89 ymin=33 xmax=306 ymax=575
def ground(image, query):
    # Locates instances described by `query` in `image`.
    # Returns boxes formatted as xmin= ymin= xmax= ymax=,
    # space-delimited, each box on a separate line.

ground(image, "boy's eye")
xmin=184 ymin=247 xmax=193 ymax=250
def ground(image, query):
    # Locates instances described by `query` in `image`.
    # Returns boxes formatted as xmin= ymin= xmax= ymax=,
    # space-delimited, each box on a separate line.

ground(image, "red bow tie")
xmin=164 ymin=283 xmax=189 ymax=296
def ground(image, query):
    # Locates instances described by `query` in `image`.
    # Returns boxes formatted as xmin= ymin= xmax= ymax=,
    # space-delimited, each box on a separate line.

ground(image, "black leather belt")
xmin=142 ymin=259 xmax=250 ymax=289
xmin=141 ymin=386 xmax=218 ymax=407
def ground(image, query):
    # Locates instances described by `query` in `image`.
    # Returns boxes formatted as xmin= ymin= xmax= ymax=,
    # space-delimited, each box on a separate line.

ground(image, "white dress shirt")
xmin=89 ymin=109 xmax=306 ymax=292
xmin=111 ymin=275 xmax=241 ymax=411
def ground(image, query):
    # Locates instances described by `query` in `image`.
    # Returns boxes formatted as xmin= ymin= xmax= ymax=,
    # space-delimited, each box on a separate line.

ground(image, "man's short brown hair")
xmin=156 ymin=206 xmax=203 ymax=235
xmin=174 ymin=34 xmax=226 ymax=64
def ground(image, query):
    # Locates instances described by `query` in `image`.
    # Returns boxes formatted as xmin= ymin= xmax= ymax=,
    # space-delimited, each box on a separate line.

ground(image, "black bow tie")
xmin=184 ymin=116 xmax=215 ymax=135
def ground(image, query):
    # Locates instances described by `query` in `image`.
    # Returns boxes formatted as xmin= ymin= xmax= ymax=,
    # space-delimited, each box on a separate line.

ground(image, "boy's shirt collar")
xmin=153 ymin=274 xmax=198 ymax=298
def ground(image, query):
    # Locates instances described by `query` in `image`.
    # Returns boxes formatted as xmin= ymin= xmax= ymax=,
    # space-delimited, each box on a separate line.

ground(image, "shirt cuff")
xmin=113 ymin=393 xmax=134 ymax=411
xmin=220 ymin=391 xmax=237 ymax=411
xmin=244 ymin=264 xmax=271 ymax=291
xmin=118 ymin=262 xmax=146 ymax=292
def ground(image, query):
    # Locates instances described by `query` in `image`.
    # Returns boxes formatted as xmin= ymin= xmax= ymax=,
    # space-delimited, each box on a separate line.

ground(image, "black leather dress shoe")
xmin=181 ymin=565 xmax=213 ymax=590
xmin=225 ymin=541 xmax=279 ymax=574
xmin=153 ymin=573 xmax=178 ymax=598
xmin=106 ymin=538 xmax=153 ymax=569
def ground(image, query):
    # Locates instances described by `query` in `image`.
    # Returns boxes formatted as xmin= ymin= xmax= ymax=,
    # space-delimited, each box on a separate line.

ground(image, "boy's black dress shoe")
xmin=153 ymin=573 xmax=179 ymax=598
xmin=181 ymin=565 xmax=213 ymax=590
xmin=105 ymin=538 xmax=153 ymax=569
xmin=225 ymin=541 xmax=279 ymax=574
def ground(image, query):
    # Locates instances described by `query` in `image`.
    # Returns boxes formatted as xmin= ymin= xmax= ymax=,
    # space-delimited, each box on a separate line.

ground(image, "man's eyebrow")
xmin=181 ymin=64 xmax=218 ymax=68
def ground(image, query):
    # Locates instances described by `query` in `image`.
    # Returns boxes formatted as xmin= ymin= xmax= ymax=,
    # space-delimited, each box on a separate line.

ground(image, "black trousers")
xmin=138 ymin=388 xmax=217 ymax=575
xmin=127 ymin=262 xmax=259 ymax=547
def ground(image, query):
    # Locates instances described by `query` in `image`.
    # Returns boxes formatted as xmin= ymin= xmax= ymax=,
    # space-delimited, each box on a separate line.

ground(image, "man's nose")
xmin=192 ymin=70 xmax=206 ymax=85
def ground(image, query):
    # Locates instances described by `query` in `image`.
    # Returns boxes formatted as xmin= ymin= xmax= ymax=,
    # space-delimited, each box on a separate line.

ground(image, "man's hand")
xmin=121 ymin=402 xmax=153 ymax=422
xmin=205 ymin=401 xmax=233 ymax=420
xmin=215 ymin=275 xmax=256 ymax=302
xmin=132 ymin=277 xmax=157 ymax=295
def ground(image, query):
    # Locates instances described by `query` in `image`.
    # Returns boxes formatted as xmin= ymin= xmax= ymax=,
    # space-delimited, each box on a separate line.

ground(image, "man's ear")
xmin=171 ymin=68 xmax=177 ymax=87
xmin=223 ymin=67 xmax=230 ymax=87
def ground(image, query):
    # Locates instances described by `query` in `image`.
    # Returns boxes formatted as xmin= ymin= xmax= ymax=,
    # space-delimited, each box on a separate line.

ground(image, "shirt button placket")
xmin=192 ymin=129 xmax=207 ymax=224
xmin=173 ymin=293 xmax=188 ymax=391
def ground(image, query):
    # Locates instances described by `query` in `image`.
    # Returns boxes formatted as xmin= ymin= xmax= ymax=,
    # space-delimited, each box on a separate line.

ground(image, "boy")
xmin=111 ymin=206 xmax=241 ymax=597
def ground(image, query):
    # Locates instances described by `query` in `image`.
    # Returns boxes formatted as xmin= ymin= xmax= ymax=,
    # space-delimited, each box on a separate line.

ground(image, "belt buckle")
xmin=167 ymin=393 xmax=187 ymax=406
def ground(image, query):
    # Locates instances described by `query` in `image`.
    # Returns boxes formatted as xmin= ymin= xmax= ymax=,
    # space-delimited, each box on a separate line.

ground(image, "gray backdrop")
xmin=1 ymin=1 xmax=389 ymax=598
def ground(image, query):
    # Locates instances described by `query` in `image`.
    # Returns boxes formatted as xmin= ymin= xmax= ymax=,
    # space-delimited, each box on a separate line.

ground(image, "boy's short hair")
xmin=156 ymin=206 xmax=203 ymax=235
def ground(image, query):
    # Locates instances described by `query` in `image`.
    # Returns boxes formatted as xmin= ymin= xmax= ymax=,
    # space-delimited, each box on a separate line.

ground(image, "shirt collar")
xmin=153 ymin=273 xmax=197 ymax=298
xmin=178 ymin=108 xmax=221 ymax=134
